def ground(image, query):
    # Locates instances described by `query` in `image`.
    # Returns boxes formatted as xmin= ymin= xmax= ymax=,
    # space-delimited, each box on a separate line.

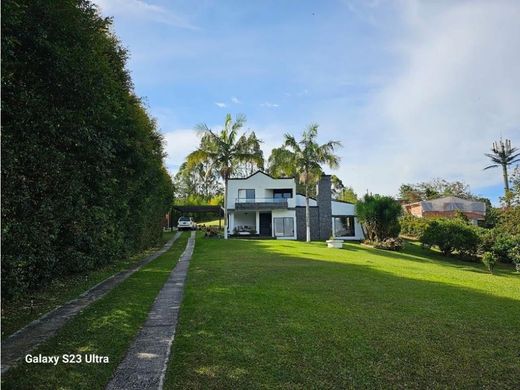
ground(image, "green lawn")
xmin=2 ymin=232 xmax=188 ymax=390
xmin=1 ymin=231 xmax=176 ymax=338
xmin=165 ymin=238 xmax=520 ymax=389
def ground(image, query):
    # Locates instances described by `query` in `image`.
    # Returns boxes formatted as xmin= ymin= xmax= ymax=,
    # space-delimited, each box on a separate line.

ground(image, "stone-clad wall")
xmin=295 ymin=175 xmax=333 ymax=241
xmin=295 ymin=207 xmax=320 ymax=241
xmin=316 ymin=175 xmax=332 ymax=240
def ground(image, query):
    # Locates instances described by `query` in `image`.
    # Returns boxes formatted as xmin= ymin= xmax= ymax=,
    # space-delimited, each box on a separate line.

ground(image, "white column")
xmin=256 ymin=211 xmax=260 ymax=235
xmin=228 ymin=213 xmax=234 ymax=235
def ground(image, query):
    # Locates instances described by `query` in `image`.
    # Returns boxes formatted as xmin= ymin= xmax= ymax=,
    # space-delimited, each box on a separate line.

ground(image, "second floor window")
xmin=273 ymin=189 xmax=293 ymax=199
xmin=238 ymin=189 xmax=255 ymax=200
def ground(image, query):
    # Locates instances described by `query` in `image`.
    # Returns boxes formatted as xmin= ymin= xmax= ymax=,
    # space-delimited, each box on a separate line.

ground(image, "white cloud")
xmin=214 ymin=102 xmax=227 ymax=108
xmin=331 ymin=1 xmax=520 ymax=199
xmin=231 ymin=97 xmax=242 ymax=104
xmin=163 ymin=129 xmax=200 ymax=171
xmin=260 ymin=102 xmax=280 ymax=108
xmin=94 ymin=0 xmax=198 ymax=30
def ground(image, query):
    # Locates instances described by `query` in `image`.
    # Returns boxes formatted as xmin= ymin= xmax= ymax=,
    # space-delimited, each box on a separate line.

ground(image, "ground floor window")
xmin=333 ymin=216 xmax=355 ymax=237
xmin=273 ymin=217 xmax=294 ymax=237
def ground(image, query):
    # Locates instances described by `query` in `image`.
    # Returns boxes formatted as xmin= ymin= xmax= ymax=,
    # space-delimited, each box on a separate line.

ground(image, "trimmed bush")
xmin=400 ymin=214 xmax=432 ymax=238
xmin=1 ymin=0 xmax=173 ymax=299
xmin=420 ymin=219 xmax=480 ymax=257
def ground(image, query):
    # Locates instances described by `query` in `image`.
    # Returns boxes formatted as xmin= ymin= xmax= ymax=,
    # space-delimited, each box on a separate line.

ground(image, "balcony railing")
xmin=235 ymin=197 xmax=289 ymax=204
xmin=234 ymin=197 xmax=289 ymax=210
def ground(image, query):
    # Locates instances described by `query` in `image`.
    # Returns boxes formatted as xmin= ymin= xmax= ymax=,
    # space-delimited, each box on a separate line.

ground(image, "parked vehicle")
xmin=177 ymin=216 xmax=197 ymax=231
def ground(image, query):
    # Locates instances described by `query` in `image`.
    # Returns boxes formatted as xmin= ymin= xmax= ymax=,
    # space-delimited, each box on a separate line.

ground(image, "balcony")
xmin=235 ymin=197 xmax=288 ymax=210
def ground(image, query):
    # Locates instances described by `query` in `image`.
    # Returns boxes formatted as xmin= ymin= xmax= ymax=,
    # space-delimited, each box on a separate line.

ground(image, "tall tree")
xmin=234 ymin=131 xmax=264 ymax=177
xmin=399 ymin=179 xmax=473 ymax=203
xmin=268 ymin=124 xmax=342 ymax=242
xmin=337 ymin=186 xmax=358 ymax=203
xmin=330 ymin=175 xmax=345 ymax=198
xmin=509 ymin=166 xmax=520 ymax=207
xmin=484 ymin=138 xmax=520 ymax=205
xmin=187 ymin=114 xmax=264 ymax=238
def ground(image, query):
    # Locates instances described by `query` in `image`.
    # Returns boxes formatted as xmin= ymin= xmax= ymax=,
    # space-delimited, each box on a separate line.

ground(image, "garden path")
xmin=0 ymin=232 xmax=182 ymax=374
xmin=106 ymin=231 xmax=196 ymax=390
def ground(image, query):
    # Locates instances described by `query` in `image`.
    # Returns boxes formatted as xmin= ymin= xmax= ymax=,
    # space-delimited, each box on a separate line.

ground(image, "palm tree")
xmin=269 ymin=124 xmax=342 ymax=242
xmin=187 ymin=114 xmax=264 ymax=238
xmin=484 ymin=138 xmax=520 ymax=204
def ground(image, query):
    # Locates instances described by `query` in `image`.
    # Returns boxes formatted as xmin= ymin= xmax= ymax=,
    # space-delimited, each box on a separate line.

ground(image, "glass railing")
xmin=235 ymin=197 xmax=289 ymax=204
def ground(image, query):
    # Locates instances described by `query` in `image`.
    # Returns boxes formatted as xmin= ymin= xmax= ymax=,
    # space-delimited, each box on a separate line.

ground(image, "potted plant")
xmin=326 ymin=236 xmax=343 ymax=248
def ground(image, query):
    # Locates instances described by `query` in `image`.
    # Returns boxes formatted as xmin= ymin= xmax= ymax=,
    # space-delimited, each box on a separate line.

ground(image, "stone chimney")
xmin=316 ymin=175 xmax=332 ymax=240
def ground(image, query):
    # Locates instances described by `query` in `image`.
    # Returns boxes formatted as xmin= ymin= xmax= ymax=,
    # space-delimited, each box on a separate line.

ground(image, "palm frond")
xmin=283 ymin=134 xmax=300 ymax=152
xmin=195 ymin=122 xmax=211 ymax=136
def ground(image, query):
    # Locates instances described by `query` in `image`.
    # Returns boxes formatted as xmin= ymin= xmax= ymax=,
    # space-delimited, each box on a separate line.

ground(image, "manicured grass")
xmin=165 ymin=238 xmax=520 ymax=389
xmin=1 ymin=231 xmax=176 ymax=338
xmin=2 ymin=232 xmax=188 ymax=390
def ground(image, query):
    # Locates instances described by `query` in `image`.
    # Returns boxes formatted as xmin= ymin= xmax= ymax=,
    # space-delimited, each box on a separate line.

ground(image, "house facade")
xmin=403 ymin=196 xmax=486 ymax=225
xmin=226 ymin=171 xmax=364 ymax=241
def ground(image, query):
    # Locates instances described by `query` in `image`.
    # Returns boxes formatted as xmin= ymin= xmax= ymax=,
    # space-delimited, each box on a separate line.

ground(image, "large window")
xmin=273 ymin=189 xmax=293 ymax=199
xmin=273 ymin=217 xmax=294 ymax=237
xmin=238 ymin=189 xmax=255 ymax=200
xmin=333 ymin=216 xmax=355 ymax=237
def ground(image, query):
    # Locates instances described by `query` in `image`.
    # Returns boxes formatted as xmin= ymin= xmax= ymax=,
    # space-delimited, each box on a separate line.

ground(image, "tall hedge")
xmin=1 ymin=0 xmax=173 ymax=299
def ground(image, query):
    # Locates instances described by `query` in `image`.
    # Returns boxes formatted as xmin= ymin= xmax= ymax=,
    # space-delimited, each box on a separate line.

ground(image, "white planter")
xmin=326 ymin=239 xmax=344 ymax=248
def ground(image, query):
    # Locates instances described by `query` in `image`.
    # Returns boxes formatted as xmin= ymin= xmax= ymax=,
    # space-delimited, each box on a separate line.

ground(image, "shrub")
xmin=496 ymin=206 xmax=520 ymax=235
xmin=481 ymin=252 xmax=497 ymax=274
xmin=356 ymin=194 xmax=403 ymax=242
xmin=492 ymin=234 xmax=520 ymax=263
xmin=400 ymin=214 xmax=431 ymax=238
xmin=477 ymin=229 xmax=520 ymax=263
xmin=510 ymin=246 xmax=520 ymax=273
xmin=420 ymin=219 xmax=480 ymax=257
xmin=373 ymin=238 xmax=405 ymax=251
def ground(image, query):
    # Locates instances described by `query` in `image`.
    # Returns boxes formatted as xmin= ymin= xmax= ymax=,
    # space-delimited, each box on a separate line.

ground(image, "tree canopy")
xmin=356 ymin=194 xmax=402 ymax=242
xmin=398 ymin=178 xmax=474 ymax=204
xmin=268 ymin=124 xmax=342 ymax=241
xmin=484 ymin=138 xmax=520 ymax=199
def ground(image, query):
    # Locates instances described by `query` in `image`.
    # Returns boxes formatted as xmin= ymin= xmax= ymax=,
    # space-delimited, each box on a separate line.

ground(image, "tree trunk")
xmin=223 ymin=177 xmax=229 ymax=239
xmin=502 ymin=163 xmax=511 ymax=206
xmin=305 ymin=185 xmax=311 ymax=242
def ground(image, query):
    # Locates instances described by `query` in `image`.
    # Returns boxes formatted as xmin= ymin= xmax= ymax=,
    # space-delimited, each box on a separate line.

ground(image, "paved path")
xmin=106 ymin=231 xmax=196 ymax=390
xmin=1 ymin=232 xmax=182 ymax=374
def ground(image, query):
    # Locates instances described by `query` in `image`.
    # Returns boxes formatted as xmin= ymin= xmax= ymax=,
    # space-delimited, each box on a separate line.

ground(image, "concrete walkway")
xmin=106 ymin=231 xmax=196 ymax=390
xmin=1 ymin=232 xmax=182 ymax=374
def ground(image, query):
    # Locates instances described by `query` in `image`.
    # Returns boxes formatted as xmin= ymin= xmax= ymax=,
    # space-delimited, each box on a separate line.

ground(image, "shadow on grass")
xmin=165 ymin=238 xmax=520 ymax=389
xmin=345 ymin=240 xmax=516 ymax=277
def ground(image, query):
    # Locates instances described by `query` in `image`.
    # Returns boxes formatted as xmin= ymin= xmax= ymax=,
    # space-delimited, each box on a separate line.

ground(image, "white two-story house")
xmin=226 ymin=171 xmax=364 ymax=241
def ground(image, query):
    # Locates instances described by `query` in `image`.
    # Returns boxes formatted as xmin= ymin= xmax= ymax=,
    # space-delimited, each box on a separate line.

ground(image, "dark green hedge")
xmin=1 ymin=0 xmax=173 ymax=299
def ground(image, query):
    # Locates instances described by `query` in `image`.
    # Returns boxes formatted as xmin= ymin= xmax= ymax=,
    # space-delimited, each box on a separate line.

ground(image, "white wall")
xmin=331 ymin=201 xmax=356 ymax=215
xmin=295 ymin=194 xmax=317 ymax=207
xmin=227 ymin=172 xmax=296 ymax=209
xmin=331 ymin=201 xmax=364 ymax=240
xmin=234 ymin=212 xmax=256 ymax=227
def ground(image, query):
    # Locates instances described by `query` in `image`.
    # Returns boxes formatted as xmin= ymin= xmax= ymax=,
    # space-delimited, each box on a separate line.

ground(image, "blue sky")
xmin=94 ymin=0 xmax=520 ymax=204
